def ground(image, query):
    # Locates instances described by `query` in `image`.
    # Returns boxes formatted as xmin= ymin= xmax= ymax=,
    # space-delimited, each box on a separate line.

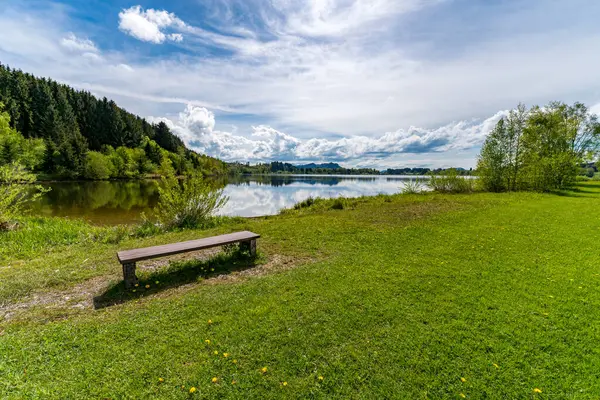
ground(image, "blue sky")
xmin=1 ymin=0 xmax=600 ymax=168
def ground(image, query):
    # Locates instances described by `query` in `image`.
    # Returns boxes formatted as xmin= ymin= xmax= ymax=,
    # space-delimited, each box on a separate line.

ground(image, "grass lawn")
xmin=1 ymin=183 xmax=599 ymax=398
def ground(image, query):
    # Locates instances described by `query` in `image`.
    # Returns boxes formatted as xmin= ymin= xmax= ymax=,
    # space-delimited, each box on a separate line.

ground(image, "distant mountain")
xmin=295 ymin=162 xmax=342 ymax=169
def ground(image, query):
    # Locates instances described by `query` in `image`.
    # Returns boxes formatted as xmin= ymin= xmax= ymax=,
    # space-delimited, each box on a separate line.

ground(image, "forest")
xmin=0 ymin=64 xmax=227 ymax=180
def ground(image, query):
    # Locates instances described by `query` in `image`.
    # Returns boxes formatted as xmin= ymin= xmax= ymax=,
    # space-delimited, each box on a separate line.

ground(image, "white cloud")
xmin=152 ymin=104 xmax=506 ymax=165
xmin=168 ymin=33 xmax=183 ymax=42
xmin=117 ymin=63 xmax=134 ymax=72
xmin=118 ymin=5 xmax=186 ymax=44
xmin=60 ymin=32 xmax=98 ymax=53
xmin=3 ymin=1 xmax=600 ymax=168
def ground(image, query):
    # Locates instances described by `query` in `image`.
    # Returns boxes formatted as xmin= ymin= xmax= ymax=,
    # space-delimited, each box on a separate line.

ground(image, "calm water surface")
xmin=29 ymin=175 xmax=423 ymax=225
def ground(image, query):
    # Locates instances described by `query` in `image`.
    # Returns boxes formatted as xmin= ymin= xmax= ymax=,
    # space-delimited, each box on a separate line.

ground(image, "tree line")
xmin=228 ymin=161 xmax=381 ymax=175
xmin=477 ymin=102 xmax=600 ymax=192
xmin=0 ymin=64 xmax=227 ymax=179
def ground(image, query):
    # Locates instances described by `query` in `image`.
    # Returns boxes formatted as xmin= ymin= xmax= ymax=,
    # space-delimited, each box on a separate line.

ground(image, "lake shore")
xmin=27 ymin=175 xmax=424 ymax=224
xmin=1 ymin=183 xmax=599 ymax=397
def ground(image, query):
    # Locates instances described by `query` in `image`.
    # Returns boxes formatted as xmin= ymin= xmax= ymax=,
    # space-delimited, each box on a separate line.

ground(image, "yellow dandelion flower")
xmin=533 ymin=388 xmax=542 ymax=393
xmin=492 ymin=363 xmax=499 ymax=369
xmin=205 ymin=339 xmax=211 ymax=344
xmin=460 ymin=393 xmax=466 ymax=398
xmin=214 ymin=351 xmax=219 ymax=355
xmin=232 ymin=359 xmax=238 ymax=364
xmin=318 ymin=376 xmax=324 ymax=381
xmin=208 ymin=319 xmax=213 ymax=324
xmin=134 ymin=283 xmax=139 ymax=287
xmin=211 ymin=377 xmax=218 ymax=383
xmin=145 ymin=284 xmax=150 ymax=289
xmin=223 ymin=353 xmax=229 ymax=358
xmin=282 ymin=381 xmax=288 ymax=386
xmin=261 ymin=367 xmax=268 ymax=374
xmin=189 ymin=387 xmax=197 ymax=393
xmin=231 ymin=380 xmax=236 ymax=385
xmin=158 ymin=377 xmax=164 ymax=383
xmin=460 ymin=377 xmax=467 ymax=383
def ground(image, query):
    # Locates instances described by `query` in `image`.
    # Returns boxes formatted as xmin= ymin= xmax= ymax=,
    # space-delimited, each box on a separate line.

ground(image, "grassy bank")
xmin=1 ymin=184 xmax=599 ymax=398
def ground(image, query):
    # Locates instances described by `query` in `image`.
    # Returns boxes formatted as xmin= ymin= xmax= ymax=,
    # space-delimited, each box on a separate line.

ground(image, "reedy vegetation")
xmin=155 ymin=175 xmax=229 ymax=230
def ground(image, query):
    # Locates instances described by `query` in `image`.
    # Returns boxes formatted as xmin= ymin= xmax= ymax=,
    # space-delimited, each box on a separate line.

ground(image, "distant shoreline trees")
xmin=477 ymin=102 xmax=600 ymax=192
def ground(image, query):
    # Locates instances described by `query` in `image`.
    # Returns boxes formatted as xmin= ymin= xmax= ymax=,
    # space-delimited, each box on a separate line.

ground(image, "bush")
xmin=401 ymin=178 xmax=424 ymax=194
xmin=294 ymin=197 xmax=315 ymax=210
xmin=0 ymin=163 xmax=49 ymax=231
xmin=331 ymin=198 xmax=344 ymax=210
xmin=154 ymin=175 xmax=228 ymax=230
xmin=428 ymin=169 xmax=475 ymax=193
xmin=84 ymin=151 xmax=114 ymax=180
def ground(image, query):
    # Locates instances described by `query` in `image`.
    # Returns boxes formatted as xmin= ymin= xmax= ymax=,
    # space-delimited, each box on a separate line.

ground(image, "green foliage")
xmin=155 ymin=176 xmax=229 ymax=229
xmin=477 ymin=104 xmax=527 ymax=192
xmin=478 ymin=101 xmax=600 ymax=192
xmin=0 ymin=103 xmax=45 ymax=170
xmin=428 ymin=169 xmax=475 ymax=193
xmin=293 ymin=196 xmax=316 ymax=209
xmin=401 ymin=178 xmax=425 ymax=194
xmin=0 ymin=163 xmax=48 ymax=230
xmin=0 ymin=63 xmax=228 ymax=179
xmin=330 ymin=198 xmax=345 ymax=209
xmin=84 ymin=151 xmax=113 ymax=180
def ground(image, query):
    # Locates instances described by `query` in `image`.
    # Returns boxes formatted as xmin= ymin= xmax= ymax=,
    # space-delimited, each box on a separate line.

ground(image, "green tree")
xmin=477 ymin=104 xmax=527 ymax=191
xmin=478 ymin=101 xmax=600 ymax=192
xmin=84 ymin=151 xmax=114 ymax=180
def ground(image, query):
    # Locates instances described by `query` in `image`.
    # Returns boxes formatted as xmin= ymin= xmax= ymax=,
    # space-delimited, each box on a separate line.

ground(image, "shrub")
xmin=401 ymin=178 xmax=424 ymax=194
xmin=294 ymin=197 xmax=315 ymax=210
xmin=428 ymin=169 xmax=474 ymax=193
xmin=154 ymin=175 xmax=228 ymax=230
xmin=84 ymin=151 xmax=114 ymax=180
xmin=0 ymin=163 xmax=49 ymax=231
xmin=331 ymin=198 xmax=344 ymax=210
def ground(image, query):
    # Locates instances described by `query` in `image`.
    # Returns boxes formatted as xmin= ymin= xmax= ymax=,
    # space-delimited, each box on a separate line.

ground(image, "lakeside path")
xmin=1 ymin=184 xmax=599 ymax=398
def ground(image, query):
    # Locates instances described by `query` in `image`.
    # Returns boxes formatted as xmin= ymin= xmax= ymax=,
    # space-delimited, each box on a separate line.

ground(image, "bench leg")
xmin=122 ymin=262 xmax=138 ymax=289
xmin=240 ymin=239 xmax=257 ymax=257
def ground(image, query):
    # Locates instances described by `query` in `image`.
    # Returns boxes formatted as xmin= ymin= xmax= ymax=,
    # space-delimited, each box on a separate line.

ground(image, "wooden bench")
xmin=117 ymin=231 xmax=260 ymax=288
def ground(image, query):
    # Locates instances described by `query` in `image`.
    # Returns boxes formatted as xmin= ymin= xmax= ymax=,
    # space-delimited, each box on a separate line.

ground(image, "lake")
xmin=28 ymin=175 xmax=424 ymax=225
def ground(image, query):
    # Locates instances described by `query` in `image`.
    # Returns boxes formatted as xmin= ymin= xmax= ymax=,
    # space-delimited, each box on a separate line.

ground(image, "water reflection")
xmin=29 ymin=175 xmax=421 ymax=225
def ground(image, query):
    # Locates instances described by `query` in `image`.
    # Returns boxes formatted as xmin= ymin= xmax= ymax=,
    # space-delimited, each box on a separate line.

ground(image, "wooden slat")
xmin=117 ymin=231 xmax=260 ymax=263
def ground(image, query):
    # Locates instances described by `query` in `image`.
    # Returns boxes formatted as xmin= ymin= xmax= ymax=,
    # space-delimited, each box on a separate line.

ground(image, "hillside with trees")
xmin=0 ymin=64 xmax=227 ymax=179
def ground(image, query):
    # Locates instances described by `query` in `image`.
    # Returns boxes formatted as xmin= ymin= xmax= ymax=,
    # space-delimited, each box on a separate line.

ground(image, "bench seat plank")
xmin=117 ymin=231 xmax=260 ymax=264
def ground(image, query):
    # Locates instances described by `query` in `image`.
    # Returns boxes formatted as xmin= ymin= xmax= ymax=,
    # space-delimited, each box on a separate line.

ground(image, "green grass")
xmin=1 ymin=185 xmax=600 ymax=398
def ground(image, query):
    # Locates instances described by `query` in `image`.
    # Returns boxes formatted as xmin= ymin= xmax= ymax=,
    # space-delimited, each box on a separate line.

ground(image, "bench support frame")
xmin=122 ymin=262 xmax=138 ymax=289
xmin=240 ymin=239 xmax=257 ymax=257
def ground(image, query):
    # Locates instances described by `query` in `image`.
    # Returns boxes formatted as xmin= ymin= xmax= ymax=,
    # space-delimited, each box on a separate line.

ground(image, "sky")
xmin=1 ymin=0 xmax=600 ymax=169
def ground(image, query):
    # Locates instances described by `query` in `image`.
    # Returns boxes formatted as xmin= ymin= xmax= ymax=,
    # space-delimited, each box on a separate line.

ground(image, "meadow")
xmin=1 ymin=183 xmax=599 ymax=398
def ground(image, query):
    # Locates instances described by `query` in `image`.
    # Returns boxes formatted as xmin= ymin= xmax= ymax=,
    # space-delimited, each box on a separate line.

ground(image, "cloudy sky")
xmin=1 ymin=0 xmax=600 ymax=168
